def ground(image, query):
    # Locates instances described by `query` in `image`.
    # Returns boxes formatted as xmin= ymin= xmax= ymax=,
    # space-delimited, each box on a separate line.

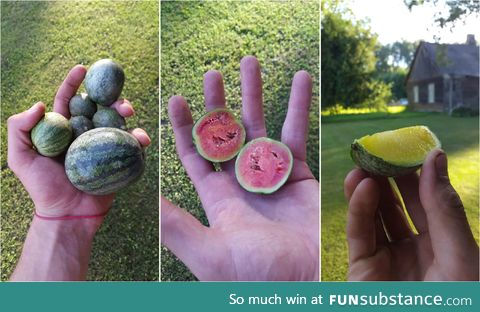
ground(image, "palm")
xmin=23 ymin=154 xmax=113 ymax=217
xmin=162 ymin=57 xmax=318 ymax=281
xmin=7 ymin=65 xmax=146 ymax=219
xmin=196 ymin=163 xmax=318 ymax=280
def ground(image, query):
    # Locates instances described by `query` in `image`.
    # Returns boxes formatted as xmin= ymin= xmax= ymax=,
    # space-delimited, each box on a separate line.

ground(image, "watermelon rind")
xmin=31 ymin=112 xmax=72 ymax=157
xmin=192 ymin=108 xmax=246 ymax=162
xmin=69 ymin=93 xmax=97 ymax=118
xmin=84 ymin=59 xmax=125 ymax=106
xmin=350 ymin=141 xmax=420 ymax=177
xmin=92 ymin=107 xmax=126 ymax=130
xmin=350 ymin=126 xmax=441 ymax=177
xmin=235 ymin=137 xmax=293 ymax=194
xmin=65 ymin=127 xmax=145 ymax=195
xmin=70 ymin=116 xmax=94 ymax=139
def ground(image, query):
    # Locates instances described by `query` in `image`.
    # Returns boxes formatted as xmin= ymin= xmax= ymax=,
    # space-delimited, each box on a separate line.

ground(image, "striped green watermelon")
xmin=92 ymin=107 xmax=126 ymax=130
xmin=65 ymin=127 xmax=145 ymax=195
xmin=31 ymin=112 xmax=72 ymax=157
xmin=70 ymin=116 xmax=94 ymax=139
xmin=69 ymin=93 xmax=97 ymax=118
xmin=84 ymin=59 xmax=125 ymax=106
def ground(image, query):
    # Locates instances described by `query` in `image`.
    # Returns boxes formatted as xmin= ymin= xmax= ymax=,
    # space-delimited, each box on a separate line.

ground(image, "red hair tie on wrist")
xmin=34 ymin=210 xmax=108 ymax=221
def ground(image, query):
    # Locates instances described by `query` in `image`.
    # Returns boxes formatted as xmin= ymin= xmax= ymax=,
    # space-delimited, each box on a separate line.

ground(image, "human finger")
xmin=53 ymin=65 xmax=87 ymax=117
xmin=281 ymin=70 xmax=312 ymax=161
xmin=7 ymin=102 xmax=46 ymax=174
xmin=111 ymin=98 xmax=135 ymax=117
xmin=168 ymin=96 xmax=214 ymax=187
xmin=161 ymin=196 xmax=212 ymax=279
xmin=420 ymin=149 xmax=479 ymax=276
xmin=240 ymin=56 xmax=266 ymax=140
xmin=344 ymin=168 xmax=369 ymax=202
xmin=130 ymin=128 xmax=151 ymax=147
xmin=203 ymin=70 xmax=226 ymax=111
xmin=375 ymin=177 xmax=413 ymax=241
xmin=395 ymin=172 xmax=428 ymax=234
xmin=347 ymin=178 xmax=380 ymax=262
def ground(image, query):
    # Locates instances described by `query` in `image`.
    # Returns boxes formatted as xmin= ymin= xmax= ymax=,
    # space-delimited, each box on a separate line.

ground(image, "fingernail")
xmin=30 ymin=102 xmax=44 ymax=112
xmin=120 ymin=103 xmax=134 ymax=114
xmin=435 ymin=152 xmax=448 ymax=178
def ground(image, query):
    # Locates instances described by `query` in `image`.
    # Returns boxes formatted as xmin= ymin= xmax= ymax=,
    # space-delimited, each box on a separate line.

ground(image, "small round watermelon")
xmin=84 ymin=59 xmax=125 ymax=106
xmin=235 ymin=137 xmax=293 ymax=194
xmin=65 ymin=128 xmax=145 ymax=195
xmin=192 ymin=108 xmax=246 ymax=162
xmin=92 ymin=107 xmax=126 ymax=130
xmin=31 ymin=112 xmax=72 ymax=157
xmin=69 ymin=93 xmax=97 ymax=118
xmin=70 ymin=116 xmax=94 ymax=139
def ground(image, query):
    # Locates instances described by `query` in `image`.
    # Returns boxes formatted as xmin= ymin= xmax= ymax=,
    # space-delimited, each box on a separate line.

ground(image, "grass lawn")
xmin=161 ymin=1 xmax=319 ymax=280
xmin=1 ymin=1 xmax=159 ymax=281
xmin=321 ymin=112 xmax=479 ymax=281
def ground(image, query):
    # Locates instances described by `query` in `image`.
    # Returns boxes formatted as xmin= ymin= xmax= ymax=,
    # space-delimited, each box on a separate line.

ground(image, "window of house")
xmin=428 ymin=83 xmax=435 ymax=103
xmin=413 ymin=85 xmax=419 ymax=103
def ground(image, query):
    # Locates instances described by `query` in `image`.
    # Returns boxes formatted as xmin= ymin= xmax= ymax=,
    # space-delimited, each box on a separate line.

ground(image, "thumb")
xmin=161 ymin=196 xmax=213 ymax=279
xmin=7 ymin=102 xmax=46 ymax=174
xmin=419 ymin=149 xmax=479 ymax=277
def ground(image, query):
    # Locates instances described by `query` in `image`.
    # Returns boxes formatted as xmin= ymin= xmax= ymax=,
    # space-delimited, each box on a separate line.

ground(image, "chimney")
xmin=466 ymin=34 xmax=476 ymax=45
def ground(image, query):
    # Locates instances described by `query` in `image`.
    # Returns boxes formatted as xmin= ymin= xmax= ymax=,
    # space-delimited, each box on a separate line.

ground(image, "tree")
xmin=375 ymin=41 xmax=417 ymax=100
xmin=405 ymin=0 xmax=480 ymax=29
xmin=376 ymin=41 xmax=417 ymax=71
xmin=321 ymin=0 xmax=391 ymax=109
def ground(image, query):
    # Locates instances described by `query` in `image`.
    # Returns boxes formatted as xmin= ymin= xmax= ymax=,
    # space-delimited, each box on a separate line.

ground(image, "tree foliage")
xmin=376 ymin=40 xmax=417 ymax=71
xmin=321 ymin=0 xmax=391 ymax=109
xmin=405 ymin=0 xmax=480 ymax=29
xmin=375 ymin=41 xmax=417 ymax=100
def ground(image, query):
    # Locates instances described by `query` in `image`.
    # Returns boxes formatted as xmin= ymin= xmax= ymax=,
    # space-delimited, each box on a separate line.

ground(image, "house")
xmin=406 ymin=35 xmax=479 ymax=113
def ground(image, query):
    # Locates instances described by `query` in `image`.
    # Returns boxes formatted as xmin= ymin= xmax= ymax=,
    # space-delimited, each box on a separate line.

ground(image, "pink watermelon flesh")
xmin=235 ymin=138 xmax=293 ymax=193
xmin=193 ymin=109 xmax=245 ymax=162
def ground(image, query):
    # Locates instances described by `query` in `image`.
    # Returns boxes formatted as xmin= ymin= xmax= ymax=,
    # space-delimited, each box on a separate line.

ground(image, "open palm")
xmin=7 ymin=65 xmax=150 ymax=218
xmin=162 ymin=56 xmax=319 ymax=281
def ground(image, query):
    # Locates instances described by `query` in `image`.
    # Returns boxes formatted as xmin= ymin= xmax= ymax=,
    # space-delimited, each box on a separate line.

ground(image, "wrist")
xmin=11 ymin=215 xmax=103 ymax=281
xmin=32 ymin=214 xmax=103 ymax=239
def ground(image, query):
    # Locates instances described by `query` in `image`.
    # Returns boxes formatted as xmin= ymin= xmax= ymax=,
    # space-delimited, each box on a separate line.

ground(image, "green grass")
xmin=161 ymin=1 xmax=319 ymax=281
xmin=1 ymin=1 xmax=159 ymax=281
xmin=321 ymin=112 xmax=479 ymax=281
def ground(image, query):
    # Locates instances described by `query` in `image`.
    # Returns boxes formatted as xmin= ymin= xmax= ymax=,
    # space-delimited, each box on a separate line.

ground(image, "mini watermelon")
xmin=69 ymin=93 xmax=97 ymax=118
xmin=84 ymin=59 xmax=125 ymax=106
xmin=70 ymin=116 xmax=94 ymax=139
xmin=92 ymin=107 xmax=126 ymax=130
xmin=31 ymin=112 xmax=72 ymax=157
xmin=235 ymin=137 xmax=293 ymax=194
xmin=65 ymin=127 xmax=145 ymax=195
xmin=192 ymin=108 xmax=246 ymax=162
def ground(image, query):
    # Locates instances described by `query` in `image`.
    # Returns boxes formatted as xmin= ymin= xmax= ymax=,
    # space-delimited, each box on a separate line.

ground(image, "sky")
xmin=349 ymin=0 xmax=480 ymax=45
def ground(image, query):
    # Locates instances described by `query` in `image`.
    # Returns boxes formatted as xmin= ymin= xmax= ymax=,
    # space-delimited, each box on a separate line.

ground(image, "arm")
xmin=7 ymin=65 xmax=151 ymax=281
xmin=11 ymin=217 xmax=101 ymax=281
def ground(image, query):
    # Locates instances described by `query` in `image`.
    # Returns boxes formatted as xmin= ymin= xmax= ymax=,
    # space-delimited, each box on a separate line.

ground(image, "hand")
xmin=7 ymin=65 xmax=151 ymax=222
xmin=345 ymin=149 xmax=479 ymax=281
xmin=162 ymin=56 xmax=319 ymax=281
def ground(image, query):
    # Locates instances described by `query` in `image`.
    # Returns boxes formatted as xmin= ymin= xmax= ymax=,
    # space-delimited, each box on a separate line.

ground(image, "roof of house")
xmin=406 ymin=41 xmax=479 ymax=82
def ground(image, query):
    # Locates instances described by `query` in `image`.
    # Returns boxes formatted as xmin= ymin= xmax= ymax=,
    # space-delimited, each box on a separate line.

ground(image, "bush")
xmin=451 ymin=106 xmax=479 ymax=117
